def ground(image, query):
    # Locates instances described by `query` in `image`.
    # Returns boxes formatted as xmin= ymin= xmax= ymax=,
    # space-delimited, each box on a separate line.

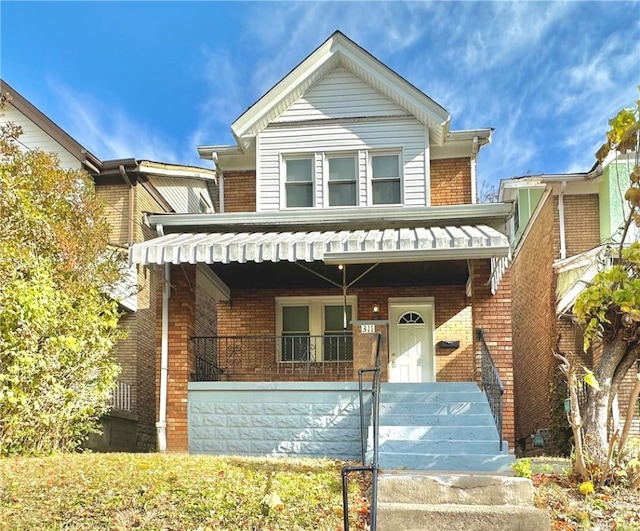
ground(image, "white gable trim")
xmin=231 ymin=31 xmax=450 ymax=148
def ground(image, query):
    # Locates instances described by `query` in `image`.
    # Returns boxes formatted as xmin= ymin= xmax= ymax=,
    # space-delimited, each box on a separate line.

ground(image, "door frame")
xmin=387 ymin=297 xmax=436 ymax=382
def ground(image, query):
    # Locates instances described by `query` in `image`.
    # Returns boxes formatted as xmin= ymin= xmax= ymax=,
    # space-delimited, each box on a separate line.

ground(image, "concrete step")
xmin=378 ymin=401 xmax=492 ymax=416
xmin=381 ymin=382 xmax=480 ymax=393
xmin=375 ymin=439 xmax=509 ymax=455
xmin=377 ymin=502 xmax=550 ymax=531
xmin=378 ymin=473 xmax=532 ymax=505
xmin=378 ymin=391 xmax=488 ymax=404
xmin=377 ymin=413 xmax=496 ymax=426
xmin=376 ymin=424 xmax=499 ymax=441
xmin=377 ymin=452 xmax=515 ymax=472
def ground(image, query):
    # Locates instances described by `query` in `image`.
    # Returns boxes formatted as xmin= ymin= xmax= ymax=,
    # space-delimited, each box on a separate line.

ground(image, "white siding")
xmin=277 ymin=67 xmax=410 ymax=122
xmin=0 ymin=104 xmax=81 ymax=169
xmin=259 ymin=118 xmax=428 ymax=210
xmin=148 ymin=176 xmax=213 ymax=213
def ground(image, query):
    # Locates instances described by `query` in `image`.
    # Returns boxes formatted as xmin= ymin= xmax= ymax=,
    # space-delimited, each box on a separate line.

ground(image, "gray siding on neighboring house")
xmin=188 ymin=382 xmax=370 ymax=460
xmin=148 ymin=175 xmax=213 ymax=213
xmin=1 ymin=104 xmax=81 ymax=169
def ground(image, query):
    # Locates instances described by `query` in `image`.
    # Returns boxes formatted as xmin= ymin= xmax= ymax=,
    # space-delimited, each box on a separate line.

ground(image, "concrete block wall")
xmin=188 ymin=382 xmax=369 ymax=460
xmin=430 ymin=158 xmax=472 ymax=205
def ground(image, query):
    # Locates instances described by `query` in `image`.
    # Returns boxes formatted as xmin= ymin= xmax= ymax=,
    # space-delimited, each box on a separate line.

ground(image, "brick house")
xmin=130 ymin=32 xmax=516 ymax=471
xmin=0 ymin=79 xmax=217 ymax=452
xmin=501 ymin=153 xmax=640 ymax=451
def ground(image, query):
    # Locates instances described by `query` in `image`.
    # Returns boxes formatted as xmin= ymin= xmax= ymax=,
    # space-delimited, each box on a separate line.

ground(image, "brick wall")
xmin=216 ymin=284 xmax=473 ymax=383
xmin=553 ymin=194 xmax=601 ymax=258
xmin=511 ymin=193 xmax=556 ymax=441
xmin=159 ymin=264 xmax=197 ymax=452
xmin=133 ymin=184 xmax=164 ymax=450
xmin=470 ymin=259 xmax=514 ymax=447
xmin=430 ymin=158 xmax=472 ymax=206
xmin=222 ymin=170 xmax=256 ymax=212
xmin=96 ymin=184 xmax=130 ymax=247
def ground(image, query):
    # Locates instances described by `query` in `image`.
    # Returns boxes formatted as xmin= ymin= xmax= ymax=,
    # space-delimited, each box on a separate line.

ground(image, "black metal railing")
xmin=476 ymin=328 xmax=505 ymax=452
xmin=342 ymin=332 xmax=381 ymax=531
xmin=190 ymin=335 xmax=353 ymax=381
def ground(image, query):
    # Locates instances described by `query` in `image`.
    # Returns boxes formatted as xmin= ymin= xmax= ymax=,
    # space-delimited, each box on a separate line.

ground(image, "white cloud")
xmin=50 ymin=81 xmax=191 ymax=164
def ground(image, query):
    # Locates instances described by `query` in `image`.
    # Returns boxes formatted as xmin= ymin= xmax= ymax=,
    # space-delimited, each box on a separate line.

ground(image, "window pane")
xmin=372 ymin=180 xmax=401 ymax=204
xmin=372 ymin=155 xmax=399 ymax=179
xmin=325 ymin=305 xmax=352 ymax=331
xmin=324 ymin=335 xmax=353 ymax=361
xmin=283 ymin=306 xmax=309 ymax=332
xmin=328 ymin=182 xmax=356 ymax=206
xmin=286 ymin=159 xmax=313 ymax=182
xmin=286 ymin=183 xmax=313 ymax=207
xmin=329 ymin=157 xmax=356 ymax=181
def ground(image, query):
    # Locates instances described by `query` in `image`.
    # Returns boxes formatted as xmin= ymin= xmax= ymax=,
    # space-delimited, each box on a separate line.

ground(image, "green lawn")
xmin=0 ymin=453 xmax=369 ymax=530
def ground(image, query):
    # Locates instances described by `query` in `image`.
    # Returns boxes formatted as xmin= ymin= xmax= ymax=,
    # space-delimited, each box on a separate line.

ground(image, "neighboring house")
xmin=130 ymin=31 xmax=516 ymax=472
xmin=0 ymin=79 xmax=217 ymax=452
xmin=501 ymin=151 xmax=640 ymax=451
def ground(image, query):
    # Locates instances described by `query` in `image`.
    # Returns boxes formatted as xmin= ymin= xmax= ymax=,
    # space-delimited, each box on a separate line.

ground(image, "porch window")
xmin=371 ymin=153 xmax=401 ymax=205
xmin=285 ymin=157 xmax=313 ymax=208
xmin=276 ymin=296 xmax=356 ymax=362
xmin=328 ymin=155 xmax=357 ymax=206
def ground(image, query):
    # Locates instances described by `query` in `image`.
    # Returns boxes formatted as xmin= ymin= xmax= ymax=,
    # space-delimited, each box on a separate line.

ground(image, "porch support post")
xmin=470 ymin=259 xmax=514 ymax=448
xmin=156 ymin=264 xmax=197 ymax=452
xmin=157 ymin=263 xmax=170 ymax=452
xmin=352 ymin=320 xmax=389 ymax=381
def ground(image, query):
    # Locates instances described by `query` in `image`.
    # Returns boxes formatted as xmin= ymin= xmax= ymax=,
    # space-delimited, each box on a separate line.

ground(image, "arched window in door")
xmin=398 ymin=312 xmax=425 ymax=324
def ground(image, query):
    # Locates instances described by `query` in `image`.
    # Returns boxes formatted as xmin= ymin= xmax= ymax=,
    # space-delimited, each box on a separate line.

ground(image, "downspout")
xmin=157 ymin=224 xmax=170 ymax=452
xmin=471 ymin=136 xmax=479 ymax=204
xmin=558 ymin=181 xmax=567 ymax=260
xmin=119 ymin=165 xmax=135 ymax=246
xmin=212 ymin=152 xmax=224 ymax=213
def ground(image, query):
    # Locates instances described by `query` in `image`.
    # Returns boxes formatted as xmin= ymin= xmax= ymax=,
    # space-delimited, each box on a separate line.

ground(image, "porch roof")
xmin=129 ymin=225 xmax=510 ymax=266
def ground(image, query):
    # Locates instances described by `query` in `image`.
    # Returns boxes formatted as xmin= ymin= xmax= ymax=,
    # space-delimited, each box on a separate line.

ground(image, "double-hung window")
xmin=285 ymin=157 xmax=313 ymax=208
xmin=277 ymin=297 xmax=356 ymax=362
xmin=328 ymin=155 xmax=357 ymax=207
xmin=371 ymin=153 xmax=401 ymax=205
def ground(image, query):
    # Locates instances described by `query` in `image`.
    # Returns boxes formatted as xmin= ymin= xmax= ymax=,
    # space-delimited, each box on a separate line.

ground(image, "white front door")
xmin=388 ymin=301 xmax=435 ymax=382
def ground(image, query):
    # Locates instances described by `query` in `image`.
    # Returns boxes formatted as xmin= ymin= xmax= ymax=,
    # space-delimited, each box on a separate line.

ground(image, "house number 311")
xmin=360 ymin=324 xmax=376 ymax=334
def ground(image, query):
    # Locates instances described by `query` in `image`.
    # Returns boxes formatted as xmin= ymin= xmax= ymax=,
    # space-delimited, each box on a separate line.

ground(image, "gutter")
xmin=157 ymin=256 xmax=171 ymax=452
xmin=146 ymin=202 xmax=514 ymax=232
xmin=119 ymin=165 xmax=135 ymax=246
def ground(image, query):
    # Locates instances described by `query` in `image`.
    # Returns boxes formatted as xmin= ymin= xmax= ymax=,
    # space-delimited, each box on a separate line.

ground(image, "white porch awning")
xmin=130 ymin=225 xmax=509 ymax=266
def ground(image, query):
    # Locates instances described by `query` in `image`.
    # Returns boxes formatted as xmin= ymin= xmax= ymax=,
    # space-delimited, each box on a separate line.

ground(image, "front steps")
xmin=373 ymin=383 xmax=514 ymax=473
xmin=377 ymin=473 xmax=550 ymax=531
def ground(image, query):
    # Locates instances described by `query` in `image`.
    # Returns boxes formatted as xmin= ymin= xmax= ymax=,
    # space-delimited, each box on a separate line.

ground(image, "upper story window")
xmin=328 ymin=155 xmax=357 ymax=207
xmin=371 ymin=153 xmax=401 ymax=205
xmin=285 ymin=157 xmax=313 ymax=208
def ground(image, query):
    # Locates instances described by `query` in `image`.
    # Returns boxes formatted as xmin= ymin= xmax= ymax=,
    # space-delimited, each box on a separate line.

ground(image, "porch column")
xmin=470 ymin=259 xmax=515 ymax=448
xmin=352 ymin=320 xmax=389 ymax=382
xmin=157 ymin=264 xmax=197 ymax=452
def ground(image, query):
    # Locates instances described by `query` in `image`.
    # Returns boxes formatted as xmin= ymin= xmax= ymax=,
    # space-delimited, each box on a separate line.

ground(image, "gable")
xmin=277 ymin=67 xmax=409 ymax=123
xmin=231 ymin=31 xmax=449 ymax=148
xmin=1 ymin=103 xmax=81 ymax=169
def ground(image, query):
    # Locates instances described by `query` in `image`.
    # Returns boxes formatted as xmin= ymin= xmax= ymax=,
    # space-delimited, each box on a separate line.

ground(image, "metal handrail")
xmin=476 ymin=328 xmax=505 ymax=451
xmin=342 ymin=332 xmax=381 ymax=531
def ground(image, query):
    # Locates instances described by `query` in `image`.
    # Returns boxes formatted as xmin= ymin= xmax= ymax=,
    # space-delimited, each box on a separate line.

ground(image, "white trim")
xmin=325 ymin=152 xmax=359 ymax=208
xmin=368 ymin=150 xmax=404 ymax=206
xmin=388 ymin=298 xmax=436 ymax=382
xmin=324 ymin=245 xmax=510 ymax=265
xmin=196 ymin=264 xmax=230 ymax=301
xmin=275 ymin=295 xmax=358 ymax=362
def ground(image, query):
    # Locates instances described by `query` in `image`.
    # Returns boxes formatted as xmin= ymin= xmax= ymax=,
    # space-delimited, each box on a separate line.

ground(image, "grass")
xmin=527 ymin=458 xmax=640 ymax=530
xmin=0 ymin=453 xmax=369 ymax=530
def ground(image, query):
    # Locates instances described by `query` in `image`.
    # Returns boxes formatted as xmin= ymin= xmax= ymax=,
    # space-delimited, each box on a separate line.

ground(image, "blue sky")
xmin=2 ymin=1 xmax=639 ymax=188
